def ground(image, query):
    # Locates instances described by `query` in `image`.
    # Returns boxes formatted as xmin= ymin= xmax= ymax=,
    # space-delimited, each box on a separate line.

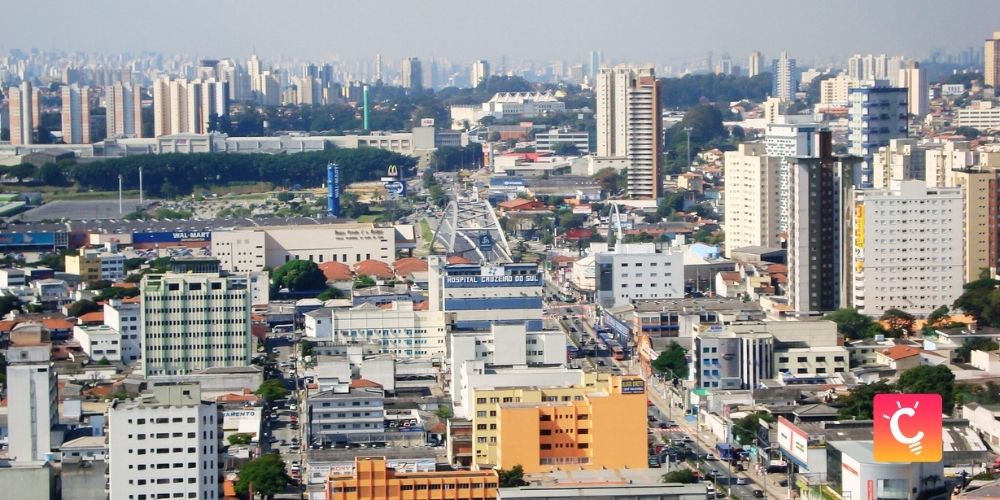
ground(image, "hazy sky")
xmin=3 ymin=0 xmax=995 ymax=66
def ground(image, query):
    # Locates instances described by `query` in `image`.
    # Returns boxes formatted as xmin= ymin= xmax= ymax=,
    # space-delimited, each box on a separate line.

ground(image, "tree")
xmin=823 ymin=308 xmax=877 ymax=340
xmin=880 ymin=308 xmax=916 ymax=337
xmin=271 ymin=259 xmax=327 ymax=293
xmin=927 ymin=306 xmax=951 ymax=327
xmin=593 ymin=167 xmax=621 ymax=196
xmin=662 ymin=469 xmax=699 ymax=484
xmin=434 ymin=405 xmax=454 ymax=420
xmin=6 ymin=164 xmax=36 ymax=182
xmin=836 ymin=381 xmax=895 ymax=419
xmin=732 ymin=411 xmax=775 ymax=445
xmin=255 ymin=379 xmax=289 ymax=403
xmin=235 ymin=453 xmax=290 ymax=498
xmin=317 ymin=287 xmax=340 ymax=301
xmin=552 ymin=142 xmax=580 ymax=155
xmin=228 ymin=433 xmax=253 ymax=446
xmin=956 ymin=337 xmax=1000 ymax=362
xmin=354 ymin=275 xmax=376 ymax=289
xmin=96 ymin=356 xmax=111 ymax=366
xmin=68 ymin=299 xmax=101 ymax=318
xmin=497 ymin=465 xmax=529 ymax=488
xmin=954 ymin=277 xmax=1000 ymax=327
xmin=0 ymin=296 xmax=22 ymax=318
xmin=955 ymin=126 xmax=982 ymax=139
xmin=37 ymin=163 xmax=68 ymax=185
xmin=651 ymin=342 xmax=688 ymax=379
xmin=896 ymin=364 xmax=956 ymax=413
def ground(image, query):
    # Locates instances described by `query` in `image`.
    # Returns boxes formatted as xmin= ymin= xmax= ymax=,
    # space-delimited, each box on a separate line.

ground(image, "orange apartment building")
xmin=326 ymin=457 xmax=499 ymax=500
xmin=471 ymin=375 xmax=648 ymax=473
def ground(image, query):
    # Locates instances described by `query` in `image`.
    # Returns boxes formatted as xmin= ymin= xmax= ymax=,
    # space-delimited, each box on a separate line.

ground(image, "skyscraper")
xmin=985 ymin=31 xmax=1000 ymax=88
xmin=847 ymin=85 xmax=908 ymax=186
xmin=595 ymin=66 xmax=662 ymax=199
xmin=106 ymin=82 xmax=143 ymax=138
xmin=787 ymin=131 xmax=861 ymax=314
xmin=151 ymin=77 xmax=229 ymax=136
xmin=898 ymin=61 xmax=928 ymax=118
xmin=8 ymin=81 xmax=36 ymax=146
xmin=6 ymin=324 xmax=57 ymax=462
xmin=60 ymin=84 xmax=91 ymax=144
xmin=748 ymin=51 xmax=763 ymax=78
xmin=247 ymin=53 xmax=262 ymax=94
xmin=771 ymin=51 xmax=797 ymax=100
xmin=723 ymin=143 xmax=783 ymax=255
xmin=589 ymin=50 xmax=603 ymax=79
xmin=471 ymin=59 xmax=490 ymax=88
xmin=401 ymin=57 xmax=422 ymax=89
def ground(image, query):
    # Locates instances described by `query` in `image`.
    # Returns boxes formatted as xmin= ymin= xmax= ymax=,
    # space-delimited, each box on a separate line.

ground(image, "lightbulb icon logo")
xmin=873 ymin=393 xmax=942 ymax=463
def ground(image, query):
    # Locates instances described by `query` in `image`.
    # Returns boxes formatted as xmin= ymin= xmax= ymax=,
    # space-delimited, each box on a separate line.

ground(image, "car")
xmin=709 ymin=469 xmax=720 ymax=477
xmin=272 ymin=348 xmax=280 ymax=354
xmin=289 ymin=445 xmax=300 ymax=451
xmin=778 ymin=479 xmax=789 ymax=487
xmin=290 ymin=461 xmax=300 ymax=468
xmin=704 ymin=453 xmax=718 ymax=461
xmin=658 ymin=422 xmax=668 ymax=429
xmin=736 ymin=476 xmax=749 ymax=485
xmin=753 ymin=490 xmax=765 ymax=498
xmin=596 ymin=360 xmax=606 ymax=367
xmin=703 ymin=481 xmax=715 ymax=492
xmin=289 ymin=404 xmax=298 ymax=411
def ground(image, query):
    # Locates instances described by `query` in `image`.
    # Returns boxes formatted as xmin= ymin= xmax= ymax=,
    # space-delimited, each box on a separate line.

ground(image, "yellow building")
xmin=65 ymin=249 xmax=101 ymax=283
xmin=470 ymin=375 xmax=648 ymax=473
xmin=326 ymin=457 xmax=498 ymax=500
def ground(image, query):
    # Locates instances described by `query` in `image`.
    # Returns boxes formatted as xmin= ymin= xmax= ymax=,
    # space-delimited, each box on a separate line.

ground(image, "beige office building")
xmin=986 ymin=31 xmax=1000 ymax=88
xmin=105 ymin=82 xmax=143 ymax=138
xmin=60 ymin=85 xmax=91 ymax=144
xmin=723 ymin=143 xmax=783 ymax=256
xmin=8 ymin=81 xmax=37 ymax=146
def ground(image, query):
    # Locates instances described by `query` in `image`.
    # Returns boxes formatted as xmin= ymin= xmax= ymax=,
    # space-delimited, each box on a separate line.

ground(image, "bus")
xmin=611 ymin=344 xmax=625 ymax=361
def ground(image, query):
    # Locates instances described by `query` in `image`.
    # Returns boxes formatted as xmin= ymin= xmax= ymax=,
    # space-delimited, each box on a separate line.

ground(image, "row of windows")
xmin=540 ymin=443 xmax=588 ymax=450
xmin=332 ymin=482 xmax=498 ymax=493
xmin=145 ymin=319 xmax=246 ymax=326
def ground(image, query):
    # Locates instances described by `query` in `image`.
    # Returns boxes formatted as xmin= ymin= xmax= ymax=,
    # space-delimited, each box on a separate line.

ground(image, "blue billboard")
xmin=0 ymin=232 xmax=57 ymax=247
xmin=443 ymin=274 xmax=541 ymax=288
xmin=133 ymin=231 xmax=211 ymax=244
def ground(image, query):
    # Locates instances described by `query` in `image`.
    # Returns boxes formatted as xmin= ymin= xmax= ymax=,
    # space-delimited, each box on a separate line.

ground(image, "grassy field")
xmin=419 ymin=218 xmax=433 ymax=242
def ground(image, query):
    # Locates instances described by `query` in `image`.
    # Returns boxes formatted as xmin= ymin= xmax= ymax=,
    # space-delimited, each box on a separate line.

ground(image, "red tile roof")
xmin=318 ymin=261 xmax=353 ymax=282
xmin=354 ymin=259 xmax=393 ymax=280
xmin=394 ymin=257 xmax=428 ymax=275
xmin=78 ymin=311 xmax=104 ymax=324
xmin=350 ymin=379 xmax=383 ymax=389
xmin=42 ymin=318 xmax=74 ymax=330
xmin=447 ymin=255 xmax=473 ymax=265
xmin=881 ymin=345 xmax=921 ymax=361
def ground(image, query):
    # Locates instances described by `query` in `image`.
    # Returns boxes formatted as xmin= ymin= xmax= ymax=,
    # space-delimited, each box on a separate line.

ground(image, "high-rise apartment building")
xmin=401 ymin=57 xmax=422 ymax=89
xmin=8 ymin=81 xmax=37 ymax=146
xmin=748 ymin=51 xmax=763 ymax=78
xmin=471 ymin=59 xmax=490 ymax=88
xmin=771 ymin=52 xmax=797 ymax=100
xmin=953 ymin=168 xmax=1000 ymax=282
xmin=247 ymin=53 xmax=262 ymax=94
xmin=595 ymin=66 xmax=661 ymax=198
xmin=108 ymin=383 xmax=219 ymax=500
xmin=105 ymin=82 xmax=143 ymax=138
xmin=871 ymin=138 xmax=926 ymax=190
xmin=819 ymin=74 xmax=858 ymax=106
xmin=5 ymin=324 xmax=57 ymax=463
xmin=151 ymin=77 xmax=229 ymax=136
xmin=787 ymin=132 xmax=862 ymax=314
xmin=589 ymin=50 xmax=603 ymax=79
xmin=847 ymin=85 xmax=908 ymax=187
xmin=985 ymin=31 xmax=1000 ymax=88
xmin=724 ymin=143 xmax=783 ymax=255
xmin=140 ymin=259 xmax=251 ymax=376
xmin=60 ymin=85 xmax=91 ymax=144
xmin=763 ymin=115 xmax=823 ymax=232
xmin=926 ymin=141 xmax=977 ymax=188
xmin=849 ymin=180 xmax=964 ymax=316
xmin=898 ymin=62 xmax=928 ymax=118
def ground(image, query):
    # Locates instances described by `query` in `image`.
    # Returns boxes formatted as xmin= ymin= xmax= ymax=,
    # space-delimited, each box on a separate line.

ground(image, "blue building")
xmin=427 ymin=257 xmax=542 ymax=330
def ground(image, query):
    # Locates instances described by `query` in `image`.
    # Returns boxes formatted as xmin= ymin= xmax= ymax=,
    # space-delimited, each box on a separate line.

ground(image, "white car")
xmin=289 ymin=404 xmax=298 ymax=411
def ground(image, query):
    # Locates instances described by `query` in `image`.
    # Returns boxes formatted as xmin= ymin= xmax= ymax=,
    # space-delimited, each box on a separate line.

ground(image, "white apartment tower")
xmin=401 ymin=57 xmax=422 ymax=89
xmin=723 ymin=143 xmax=783 ymax=255
xmin=471 ymin=60 xmax=490 ymax=88
xmin=61 ymin=85 xmax=91 ymax=144
xmin=105 ymin=82 xmax=143 ymax=138
xmin=105 ymin=298 xmax=142 ymax=364
xmin=108 ymin=383 xmax=219 ymax=500
xmin=871 ymin=138 xmax=926 ymax=190
xmin=985 ymin=31 xmax=1000 ymax=88
xmin=771 ymin=52 xmax=797 ymax=100
xmin=8 ymin=81 xmax=37 ymax=146
xmin=849 ymin=180 xmax=964 ymax=316
xmin=152 ymin=77 xmax=230 ymax=136
xmin=595 ymin=66 xmax=662 ymax=198
xmin=140 ymin=260 xmax=252 ymax=376
xmin=898 ymin=62 xmax=929 ymax=118
xmin=5 ymin=325 xmax=58 ymax=463
xmin=748 ymin=51 xmax=763 ymax=78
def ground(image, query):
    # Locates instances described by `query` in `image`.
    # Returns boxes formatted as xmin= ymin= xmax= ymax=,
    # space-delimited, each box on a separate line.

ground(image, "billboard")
xmin=854 ymin=204 xmax=864 ymax=249
xmin=0 ymin=232 xmax=57 ymax=247
xmin=133 ymin=231 xmax=211 ymax=244
xmin=444 ymin=274 xmax=541 ymax=288
xmin=776 ymin=416 xmax=809 ymax=464
xmin=621 ymin=378 xmax=646 ymax=395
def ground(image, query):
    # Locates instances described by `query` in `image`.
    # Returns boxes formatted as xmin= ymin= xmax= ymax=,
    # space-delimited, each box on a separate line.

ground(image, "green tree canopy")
xmin=880 ymin=308 xmax=916 ymax=337
xmin=836 ymin=381 xmax=895 ymax=419
xmin=927 ymin=306 xmax=951 ymax=327
xmin=68 ymin=299 xmax=101 ymax=318
xmin=651 ymin=342 xmax=688 ymax=379
xmin=732 ymin=411 xmax=775 ymax=445
xmin=228 ymin=433 xmax=253 ymax=446
xmin=434 ymin=405 xmax=454 ymax=420
xmin=235 ymin=453 xmax=290 ymax=498
xmin=955 ymin=337 xmax=1000 ymax=363
xmin=0 ymin=296 xmax=22 ymax=318
xmin=662 ymin=468 xmax=699 ymax=484
xmin=954 ymin=278 xmax=1000 ymax=327
xmin=498 ymin=465 xmax=529 ymax=488
xmin=255 ymin=379 xmax=289 ymax=403
xmin=896 ymin=364 xmax=956 ymax=413
xmin=823 ymin=308 xmax=876 ymax=340
xmin=271 ymin=259 xmax=327 ymax=293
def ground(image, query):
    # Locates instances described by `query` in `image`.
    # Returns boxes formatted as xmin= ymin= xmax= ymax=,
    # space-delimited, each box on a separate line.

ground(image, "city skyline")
xmin=2 ymin=0 xmax=994 ymax=67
